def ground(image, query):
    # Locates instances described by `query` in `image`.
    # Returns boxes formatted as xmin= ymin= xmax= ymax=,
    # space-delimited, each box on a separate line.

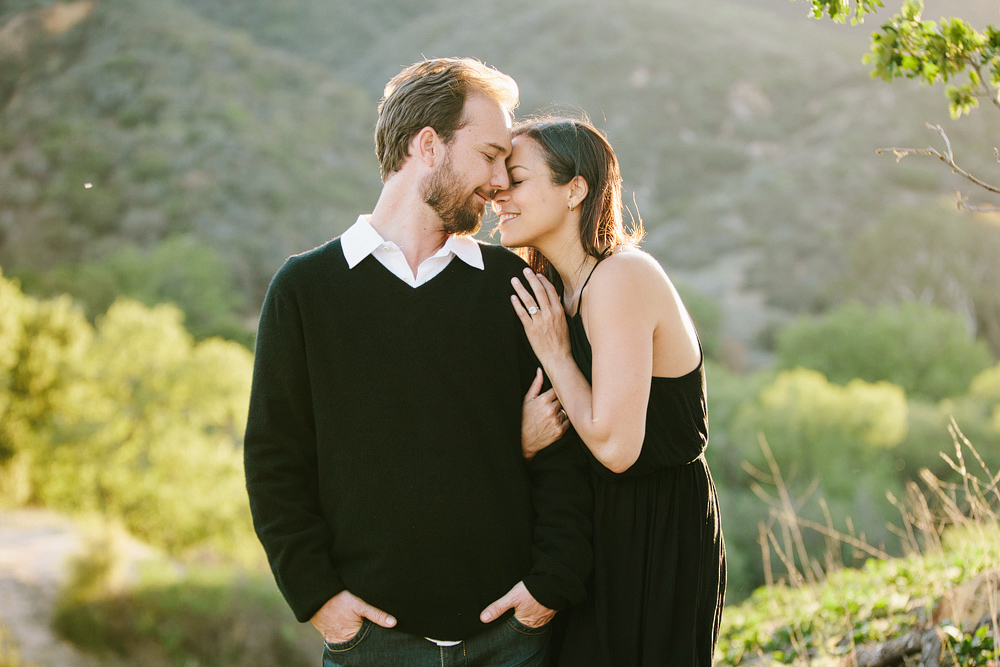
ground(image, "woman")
xmin=494 ymin=118 xmax=726 ymax=666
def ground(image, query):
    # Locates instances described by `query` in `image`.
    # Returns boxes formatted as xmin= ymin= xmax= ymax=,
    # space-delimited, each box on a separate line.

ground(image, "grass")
xmin=717 ymin=424 xmax=1000 ymax=666
xmin=719 ymin=524 xmax=1000 ymax=665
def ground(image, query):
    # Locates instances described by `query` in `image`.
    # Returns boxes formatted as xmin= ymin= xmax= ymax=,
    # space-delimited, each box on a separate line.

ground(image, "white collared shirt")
xmin=341 ymin=215 xmax=484 ymax=287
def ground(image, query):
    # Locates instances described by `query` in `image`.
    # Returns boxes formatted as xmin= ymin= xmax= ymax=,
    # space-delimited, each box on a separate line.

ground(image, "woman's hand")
xmin=511 ymin=268 xmax=572 ymax=369
xmin=521 ymin=368 xmax=569 ymax=460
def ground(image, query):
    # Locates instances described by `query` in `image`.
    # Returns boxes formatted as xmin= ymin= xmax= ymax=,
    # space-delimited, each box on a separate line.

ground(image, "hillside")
xmin=175 ymin=0 xmax=1000 ymax=355
xmin=719 ymin=524 xmax=1000 ymax=665
xmin=2 ymin=0 xmax=1000 ymax=355
xmin=0 ymin=0 xmax=381 ymax=333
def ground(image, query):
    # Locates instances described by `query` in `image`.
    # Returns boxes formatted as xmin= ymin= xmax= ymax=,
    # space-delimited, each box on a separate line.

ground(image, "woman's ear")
xmin=412 ymin=126 xmax=441 ymax=167
xmin=568 ymin=175 xmax=589 ymax=211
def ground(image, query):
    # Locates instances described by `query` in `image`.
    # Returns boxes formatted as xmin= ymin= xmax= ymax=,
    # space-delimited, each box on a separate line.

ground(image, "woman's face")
xmin=493 ymin=135 xmax=573 ymax=249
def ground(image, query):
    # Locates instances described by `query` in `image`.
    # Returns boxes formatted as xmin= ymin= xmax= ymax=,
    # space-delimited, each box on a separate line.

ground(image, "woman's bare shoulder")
xmin=589 ymin=248 xmax=670 ymax=293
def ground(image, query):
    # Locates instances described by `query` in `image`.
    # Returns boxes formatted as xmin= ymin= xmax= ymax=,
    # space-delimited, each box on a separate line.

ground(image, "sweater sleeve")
xmin=521 ymin=427 xmax=594 ymax=611
xmin=244 ymin=266 xmax=345 ymax=622
xmin=516 ymin=321 xmax=594 ymax=611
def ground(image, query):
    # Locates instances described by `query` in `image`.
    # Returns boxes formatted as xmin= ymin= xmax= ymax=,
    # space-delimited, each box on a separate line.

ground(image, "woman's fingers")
xmin=511 ymin=278 xmax=539 ymax=316
xmin=538 ymin=274 xmax=562 ymax=311
xmin=520 ymin=269 xmax=555 ymax=315
xmin=510 ymin=294 xmax=532 ymax=324
xmin=523 ymin=368 xmax=544 ymax=404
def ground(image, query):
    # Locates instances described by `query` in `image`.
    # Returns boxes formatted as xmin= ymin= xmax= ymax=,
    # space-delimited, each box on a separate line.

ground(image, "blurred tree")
xmin=0 ymin=269 xmax=258 ymax=561
xmin=0 ymin=269 xmax=91 ymax=505
xmin=776 ymin=301 xmax=994 ymax=400
xmin=804 ymin=0 xmax=1000 ymax=208
xmin=839 ymin=205 xmax=1000 ymax=355
xmin=20 ymin=238 xmax=252 ymax=345
xmin=33 ymin=299 xmax=255 ymax=556
xmin=970 ymin=361 xmax=1000 ymax=436
xmin=734 ymin=367 xmax=908 ymax=497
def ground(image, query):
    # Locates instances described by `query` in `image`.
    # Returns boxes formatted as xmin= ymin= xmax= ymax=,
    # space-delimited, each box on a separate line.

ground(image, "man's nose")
xmin=490 ymin=162 xmax=509 ymax=191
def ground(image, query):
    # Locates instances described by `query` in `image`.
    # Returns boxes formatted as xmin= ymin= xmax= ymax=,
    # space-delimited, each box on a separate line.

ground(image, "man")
xmin=244 ymin=57 xmax=592 ymax=666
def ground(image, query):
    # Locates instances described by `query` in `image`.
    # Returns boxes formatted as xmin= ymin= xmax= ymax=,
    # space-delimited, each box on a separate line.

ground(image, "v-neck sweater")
xmin=244 ymin=238 xmax=592 ymax=640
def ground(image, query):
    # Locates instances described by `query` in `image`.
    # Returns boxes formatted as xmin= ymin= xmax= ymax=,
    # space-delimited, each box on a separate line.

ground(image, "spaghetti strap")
xmin=575 ymin=261 xmax=601 ymax=319
xmin=581 ymin=262 xmax=600 ymax=291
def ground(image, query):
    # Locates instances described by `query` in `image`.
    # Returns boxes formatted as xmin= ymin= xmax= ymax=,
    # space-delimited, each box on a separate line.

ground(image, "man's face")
xmin=421 ymin=94 xmax=512 ymax=235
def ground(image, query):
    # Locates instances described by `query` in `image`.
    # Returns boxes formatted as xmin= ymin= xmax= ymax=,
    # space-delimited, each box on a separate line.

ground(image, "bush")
xmin=19 ymin=238 xmax=252 ymax=346
xmin=735 ymin=368 xmax=908 ymax=493
xmin=0 ymin=269 xmax=259 ymax=563
xmin=53 ymin=526 xmax=316 ymax=667
xmin=776 ymin=301 xmax=994 ymax=400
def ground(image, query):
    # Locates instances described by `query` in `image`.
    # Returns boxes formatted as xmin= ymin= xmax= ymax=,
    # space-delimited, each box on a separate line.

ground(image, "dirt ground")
xmin=0 ymin=508 xmax=105 ymax=667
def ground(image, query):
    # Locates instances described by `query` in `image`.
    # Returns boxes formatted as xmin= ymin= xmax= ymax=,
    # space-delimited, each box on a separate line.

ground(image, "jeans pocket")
xmin=506 ymin=615 xmax=550 ymax=636
xmin=323 ymin=618 xmax=373 ymax=652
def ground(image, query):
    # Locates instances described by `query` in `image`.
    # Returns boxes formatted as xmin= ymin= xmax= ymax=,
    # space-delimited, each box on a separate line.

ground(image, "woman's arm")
xmin=512 ymin=254 xmax=698 ymax=473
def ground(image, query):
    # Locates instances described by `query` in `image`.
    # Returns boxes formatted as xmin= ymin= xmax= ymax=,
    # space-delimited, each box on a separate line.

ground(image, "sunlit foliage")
xmin=776 ymin=301 xmax=995 ymax=400
xmin=0 ymin=268 xmax=258 ymax=561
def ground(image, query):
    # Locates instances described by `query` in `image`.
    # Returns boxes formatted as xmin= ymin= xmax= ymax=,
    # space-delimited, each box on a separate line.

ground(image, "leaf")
xmin=941 ymin=624 xmax=964 ymax=643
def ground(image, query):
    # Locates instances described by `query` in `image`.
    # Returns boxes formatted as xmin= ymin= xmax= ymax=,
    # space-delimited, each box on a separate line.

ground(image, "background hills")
xmin=3 ymin=0 xmax=999 ymax=359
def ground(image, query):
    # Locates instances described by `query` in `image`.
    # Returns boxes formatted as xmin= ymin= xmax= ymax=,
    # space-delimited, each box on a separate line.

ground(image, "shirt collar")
xmin=441 ymin=233 xmax=485 ymax=271
xmin=341 ymin=215 xmax=484 ymax=271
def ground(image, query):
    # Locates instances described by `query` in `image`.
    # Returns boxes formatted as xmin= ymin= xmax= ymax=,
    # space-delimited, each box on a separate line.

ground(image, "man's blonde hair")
xmin=375 ymin=57 xmax=519 ymax=181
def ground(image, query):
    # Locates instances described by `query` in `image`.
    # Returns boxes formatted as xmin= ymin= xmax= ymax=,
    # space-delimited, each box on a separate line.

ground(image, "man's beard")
xmin=422 ymin=154 xmax=486 ymax=235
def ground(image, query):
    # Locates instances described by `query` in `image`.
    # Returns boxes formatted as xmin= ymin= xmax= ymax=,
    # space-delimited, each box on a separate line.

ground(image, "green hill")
xmin=0 ymin=0 xmax=381 ymax=336
xmin=2 ymin=0 xmax=999 ymax=353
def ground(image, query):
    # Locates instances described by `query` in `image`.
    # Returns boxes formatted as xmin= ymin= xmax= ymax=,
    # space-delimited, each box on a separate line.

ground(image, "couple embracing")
xmin=244 ymin=57 xmax=726 ymax=667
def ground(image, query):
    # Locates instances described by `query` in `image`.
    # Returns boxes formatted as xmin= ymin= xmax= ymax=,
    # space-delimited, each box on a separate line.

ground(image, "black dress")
xmin=553 ymin=272 xmax=727 ymax=667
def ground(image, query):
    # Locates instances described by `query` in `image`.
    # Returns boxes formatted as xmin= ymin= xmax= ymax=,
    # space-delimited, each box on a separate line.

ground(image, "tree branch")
xmin=876 ymin=123 xmax=1000 ymax=210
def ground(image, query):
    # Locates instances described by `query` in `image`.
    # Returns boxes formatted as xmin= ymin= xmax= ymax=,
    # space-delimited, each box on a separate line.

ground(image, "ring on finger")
xmin=528 ymin=306 xmax=539 ymax=315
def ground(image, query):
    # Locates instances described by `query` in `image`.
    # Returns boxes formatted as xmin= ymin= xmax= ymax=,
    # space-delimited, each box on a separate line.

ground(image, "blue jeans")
xmin=321 ymin=616 xmax=550 ymax=667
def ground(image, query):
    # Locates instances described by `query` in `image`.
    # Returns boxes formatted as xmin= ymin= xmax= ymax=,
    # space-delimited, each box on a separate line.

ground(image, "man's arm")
xmin=520 ymin=425 xmax=594 ymax=611
xmin=244 ymin=267 xmax=345 ymax=622
xmin=503 ymin=316 xmax=594 ymax=618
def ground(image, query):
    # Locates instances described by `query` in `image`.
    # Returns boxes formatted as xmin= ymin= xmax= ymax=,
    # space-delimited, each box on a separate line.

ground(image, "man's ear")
xmin=568 ymin=175 xmax=589 ymax=210
xmin=412 ymin=126 xmax=442 ymax=168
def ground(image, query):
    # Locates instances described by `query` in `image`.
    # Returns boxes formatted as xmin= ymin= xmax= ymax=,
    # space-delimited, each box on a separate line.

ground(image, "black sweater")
xmin=244 ymin=238 xmax=592 ymax=640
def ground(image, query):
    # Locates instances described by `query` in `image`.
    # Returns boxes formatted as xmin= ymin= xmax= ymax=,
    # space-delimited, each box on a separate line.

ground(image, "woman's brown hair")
xmin=511 ymin=117 xmax=644 ymax=292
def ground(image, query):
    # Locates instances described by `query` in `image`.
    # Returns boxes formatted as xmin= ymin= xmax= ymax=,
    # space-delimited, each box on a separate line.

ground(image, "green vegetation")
xmin=0 ymin=268 xmax=260 ymax=564
xmin=717 ymin=421 xmax=1000 ymax=665
xmin=838 ymin=205 xmax=1000 ymax=356
xmin=776 ymin=301 xmax=994 ymax=400
xmin=807 ymin=0 xmax=1000 ymax=119
xmin=719 ymin=525 xmax=1000 ymax=664
xmin=17 ymin=237 xmax=252 ymax=345
xmin=4 ymin=0 xmax=998 ymax=352
xmin=704 ymin=299 xmax=998 ymax=600
xmin=53 ymin=523 xmax=316 ymax=667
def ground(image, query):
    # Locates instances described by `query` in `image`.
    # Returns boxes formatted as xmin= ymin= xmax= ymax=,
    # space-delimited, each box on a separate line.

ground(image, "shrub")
xmin=776 ymin=301 xmax=994 ymax=400
xmin=53 ymin=526 xmax=316 ymax=667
